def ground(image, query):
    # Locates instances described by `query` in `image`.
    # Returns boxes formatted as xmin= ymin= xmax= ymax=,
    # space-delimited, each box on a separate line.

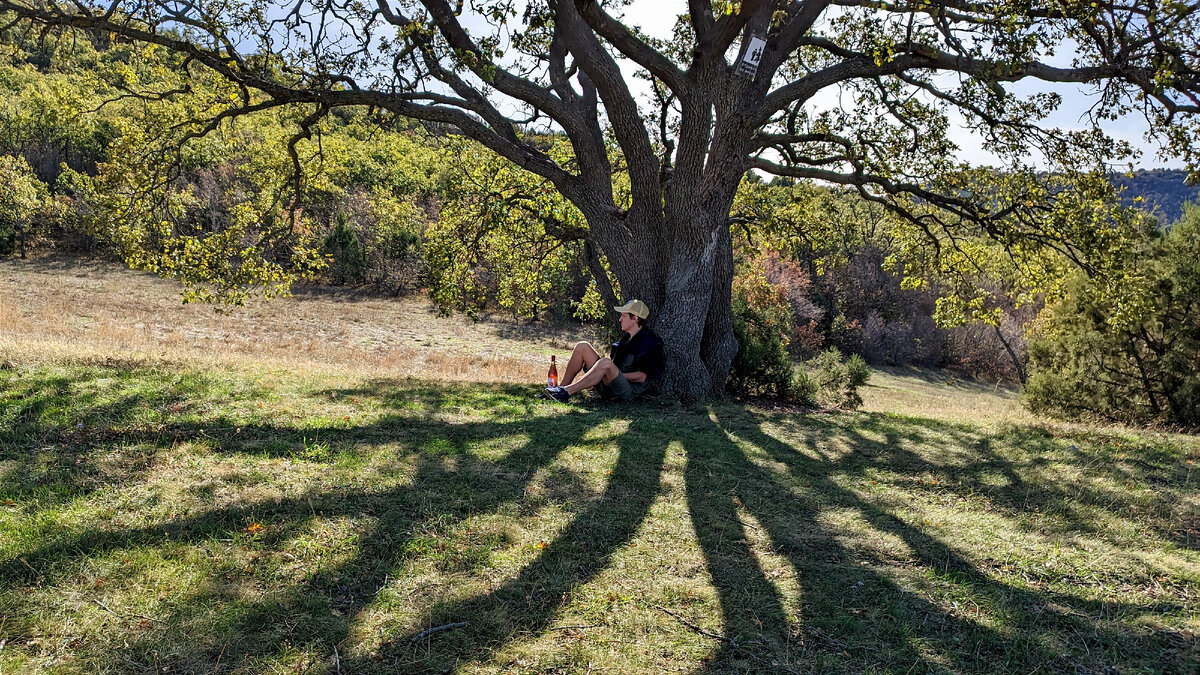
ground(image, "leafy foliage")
xmin=4 ymin=0 xmax=1196 ymax=399
xmin=0 ymin=153 xmax=49 ymax=257
xmin=322 ymin=211 xmax=367 ymax=284
xmin=425 ymin=138 xmax=612 ymax=322
xmin=728 ymin=259 xmax=801 ymax=400
xmin=808 ymin=348 xmax=871 ymax=410
xmin=1026 ymin=203 xmax=1200 ymax=430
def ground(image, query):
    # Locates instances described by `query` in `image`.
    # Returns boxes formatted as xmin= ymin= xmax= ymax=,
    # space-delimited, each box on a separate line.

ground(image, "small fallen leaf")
xmin=244 ymin=523 xmax=265 ymax=535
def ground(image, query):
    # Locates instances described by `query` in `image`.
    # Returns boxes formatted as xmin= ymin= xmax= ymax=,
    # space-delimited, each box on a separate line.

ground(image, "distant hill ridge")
xmin=1112 ymin=168 xmax=1199 ymax=225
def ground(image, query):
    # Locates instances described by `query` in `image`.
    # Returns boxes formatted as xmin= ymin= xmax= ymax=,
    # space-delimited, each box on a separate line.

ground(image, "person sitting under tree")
xmin=545 ymin=299 xmax=665 ymax=403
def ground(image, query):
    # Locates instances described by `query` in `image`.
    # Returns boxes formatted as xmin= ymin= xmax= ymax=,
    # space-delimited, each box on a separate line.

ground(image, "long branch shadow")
xmin=369 ymin=410 xmax=671 ymax=671
xmin=769 ymin=411 xmax=1197 ymax=549
xmin=1 ymin=366 xmax=678 ymax=673
xmin=682 ymin=424 xmax=795 ymax=671
xmin=1 ymin=368 xmax=622 ymax=671
xmin=3 ymin=364 xmax=1196 ymax=673
xmin=682 ymin=407 xmax=1198 ymax=673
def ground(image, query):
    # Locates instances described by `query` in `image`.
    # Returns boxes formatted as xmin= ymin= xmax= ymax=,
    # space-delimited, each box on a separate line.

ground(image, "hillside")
xmin=2 ymin=256 xmax=1197 ymax=674
xmin=1114 ymin=168 xmax=1200 ymax=224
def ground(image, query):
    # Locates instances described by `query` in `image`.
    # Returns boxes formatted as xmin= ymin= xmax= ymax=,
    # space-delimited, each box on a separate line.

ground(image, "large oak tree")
xmin=3 ymin=0 xmax=1198 ymax=399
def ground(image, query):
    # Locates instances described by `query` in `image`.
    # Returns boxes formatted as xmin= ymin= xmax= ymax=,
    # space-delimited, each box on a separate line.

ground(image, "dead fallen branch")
xmin=652 ymin=604 xmax=730 ymax=643
xmin=93 ymin=598 xmax=159 ymax=624
xmin=409 ymin=621 xmax=469 ymax=643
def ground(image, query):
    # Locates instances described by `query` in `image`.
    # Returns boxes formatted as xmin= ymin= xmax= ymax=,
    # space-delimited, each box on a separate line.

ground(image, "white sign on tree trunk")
xmin=735 ymin=35 xmax=767 ymax=79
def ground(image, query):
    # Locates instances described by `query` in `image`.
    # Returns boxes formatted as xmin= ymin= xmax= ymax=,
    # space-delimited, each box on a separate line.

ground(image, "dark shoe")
xmin=545 ymin=386 xmax=570 ymax=403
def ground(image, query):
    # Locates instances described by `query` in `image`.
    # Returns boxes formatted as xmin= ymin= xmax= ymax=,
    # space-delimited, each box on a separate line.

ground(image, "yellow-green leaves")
xmin=0 ymin=154 xmax=50 ymax=255
xmin=425 ymin=136 xmax=602 ymax=321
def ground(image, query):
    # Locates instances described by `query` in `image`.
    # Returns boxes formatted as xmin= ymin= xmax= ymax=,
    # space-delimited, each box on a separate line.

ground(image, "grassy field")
xmin=1 ymin=256 xmax=1198 ymax=674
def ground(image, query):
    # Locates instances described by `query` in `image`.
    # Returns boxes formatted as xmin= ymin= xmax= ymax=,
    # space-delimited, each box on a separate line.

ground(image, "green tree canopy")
xmin=3 ymin=0 xmax=1198 ymax=398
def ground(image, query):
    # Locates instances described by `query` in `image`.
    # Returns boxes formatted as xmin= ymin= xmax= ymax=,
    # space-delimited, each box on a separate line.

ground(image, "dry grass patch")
xmin=1 ymin=255 xmax=600 ymax=382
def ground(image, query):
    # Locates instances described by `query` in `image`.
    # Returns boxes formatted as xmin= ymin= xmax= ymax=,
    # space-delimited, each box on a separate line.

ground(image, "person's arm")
xmin=623 ymin=371 xmax=647 ymax=383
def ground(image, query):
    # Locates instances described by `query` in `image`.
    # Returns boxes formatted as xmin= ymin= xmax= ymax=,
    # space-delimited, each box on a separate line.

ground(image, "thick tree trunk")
xmin=701 ymin=226 xmax=738 ymax=398
xmin=595 ymin=204 xmax=737 ymax=402
xmin=656 ymin=240 xmax=719 ymax=401
xmin=576 ymin=67 xmax=750 ymax=402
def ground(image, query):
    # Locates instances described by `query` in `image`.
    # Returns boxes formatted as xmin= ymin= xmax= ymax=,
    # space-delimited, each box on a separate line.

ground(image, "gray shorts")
xmin=598 ymin=371 xmax=635 ymax=401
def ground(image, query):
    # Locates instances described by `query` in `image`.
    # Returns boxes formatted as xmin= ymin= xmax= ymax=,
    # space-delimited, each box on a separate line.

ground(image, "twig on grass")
xmin=654 ymin=604 xmax=811 ymax=674
xmin=652 ymin=605 xmax=730 ymax=643
xmin=807 ymin=626 xmax=875 ymax=653
xmin=93 ymin=598 xmax=159 ymax=624
xmin=550 ymin=624 xmax=603 ymax=631
xmin=332 ymin=644 xmax=341 ymax=675
xmin=409 ymin=621 xmax=469 ymax=643
xmin=722 ymin=513 xmax=760 ymax=530
xmin=213 ymin=643 xmax=226 ymax=672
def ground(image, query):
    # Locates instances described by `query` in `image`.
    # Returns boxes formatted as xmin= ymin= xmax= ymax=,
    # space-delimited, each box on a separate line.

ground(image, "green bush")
xmin=728 ymin=265 xmax=807 ymax=401
xmin=0 ymin=225 xmax=15 ymax=256
xmin=1025 ymin=203 xmax=1200 ymax=430
xmin=0 ymin=154 xmax=48 ymax=258
xmin=322 ymin=211 xmax=368 ymax=284
xmin=807 ymin=348 xmax=872 ymax=409
xmin=790 ymin=367 xmax=819 ymax=405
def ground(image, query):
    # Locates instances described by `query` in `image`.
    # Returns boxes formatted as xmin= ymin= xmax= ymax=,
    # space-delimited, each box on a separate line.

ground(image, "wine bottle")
xmin=547 ymin=355 xmax=559 ymax=387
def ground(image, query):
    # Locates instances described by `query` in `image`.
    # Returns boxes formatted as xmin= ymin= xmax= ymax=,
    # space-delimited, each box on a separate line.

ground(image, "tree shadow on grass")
xmin=0 ymin=367 xmax=671 ymax=673
xmin=371 ymin=411 xmax=670 ymax=671
xmin=682 ymin=408 xmax=1198 ymax=673
xmin=0 ymin=365 xmax=272 ymax=509
xmin=1 ymin=365 xmax=1196 ymax=673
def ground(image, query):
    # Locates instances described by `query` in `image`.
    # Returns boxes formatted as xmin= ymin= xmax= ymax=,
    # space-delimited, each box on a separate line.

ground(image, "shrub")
xmin=846 ymin=353 xmax=871 ymax=389
xmin=0 ymin=154 xmax=49 ymax=258
xmin=1025 ymin=203 xmax=1200 ymax=430
xmin=346 ymin=191 xmax=426 ymax=295
xmin=322 ymin=211 xmax=368 ymax=284
xmin=807 ymin=348 xmax=872 ymax=409
xmin=728 ymin=263 xmax=803 ymax=400
xmin=790 ymin=367 xmax=819 ymax=405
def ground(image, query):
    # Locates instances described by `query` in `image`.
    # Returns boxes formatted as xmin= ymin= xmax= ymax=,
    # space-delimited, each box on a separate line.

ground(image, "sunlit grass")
xmin=1 ymin=256 xmax=1198 ymax=673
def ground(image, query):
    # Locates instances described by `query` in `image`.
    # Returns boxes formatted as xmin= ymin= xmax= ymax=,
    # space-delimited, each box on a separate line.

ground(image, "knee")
xmin=573 ymin=341 xmax=593 ymax=353
xmin=595 ymin=357 xmax=615 ymax=372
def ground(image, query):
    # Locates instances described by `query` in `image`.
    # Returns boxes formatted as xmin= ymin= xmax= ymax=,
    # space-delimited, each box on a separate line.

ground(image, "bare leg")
xmin=561 ymin=341 xmax=600 ymax=386
xmin=563 ymin=357 xmax=619 ymax=395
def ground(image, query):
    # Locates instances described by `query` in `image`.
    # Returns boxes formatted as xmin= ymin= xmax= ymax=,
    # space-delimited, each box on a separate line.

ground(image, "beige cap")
xmin=613 ymin=299 xmax=650 ymax=319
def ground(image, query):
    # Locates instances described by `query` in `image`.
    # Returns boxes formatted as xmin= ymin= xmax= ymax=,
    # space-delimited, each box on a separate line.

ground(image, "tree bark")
xmin=591 ymin=186 xmax=740 ymax=401
xmin=993 ymin=324 xmax=1026 ymax=385
xmin=701 ymin=226 xmax=738 ymax=398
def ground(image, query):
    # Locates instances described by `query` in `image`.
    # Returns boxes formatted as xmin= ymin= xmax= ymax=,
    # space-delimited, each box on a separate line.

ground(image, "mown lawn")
xmin=2 ymin=360 xmax=1197 ymax=674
